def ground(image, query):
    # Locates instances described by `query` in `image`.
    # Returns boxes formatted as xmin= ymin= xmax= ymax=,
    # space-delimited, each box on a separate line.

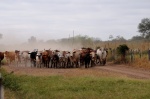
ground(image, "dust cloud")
xmin=0 ymin=39 xmax=82 ymax=52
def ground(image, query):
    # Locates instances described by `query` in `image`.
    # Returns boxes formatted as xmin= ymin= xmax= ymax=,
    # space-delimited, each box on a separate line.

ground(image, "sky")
xmin=0 ymin=0 xmax=150 ymax=45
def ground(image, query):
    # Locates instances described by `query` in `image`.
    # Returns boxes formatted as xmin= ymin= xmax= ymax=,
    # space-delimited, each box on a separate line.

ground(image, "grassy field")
xmin=1 ymin=68 xmax=150 ymax=99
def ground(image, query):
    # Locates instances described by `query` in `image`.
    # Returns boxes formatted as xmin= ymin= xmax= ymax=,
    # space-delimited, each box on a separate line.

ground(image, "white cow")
xmin=96 ymin=47 xmax=107 ymax=65
xmin=21 ymin=51 xmax=30 ymax=67
xmin=36 ymin=52 xmax=42 ymax=68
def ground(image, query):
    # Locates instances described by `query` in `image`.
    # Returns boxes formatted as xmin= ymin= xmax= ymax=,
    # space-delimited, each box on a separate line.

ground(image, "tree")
xmin=28 ymin=36 xmax=37 ymax=43
xmin=109 ymin=35 xmax=113 ymax=41
xmin=130 ymin=35 xmax=144 ymax=41
xmin=138 ymin=18 xmax=150 ymax=39
xmin=0 ymin=33 xmax=2 ymax=39
xmin=116 ymin=44 xmax=129 ymax=63
xmin=112 ymin=35 xmax=126 ymax=41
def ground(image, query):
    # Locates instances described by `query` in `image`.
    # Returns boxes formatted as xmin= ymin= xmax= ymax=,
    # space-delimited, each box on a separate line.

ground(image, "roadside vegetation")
xmin=1 ymin=68 xmax=150 ymax=99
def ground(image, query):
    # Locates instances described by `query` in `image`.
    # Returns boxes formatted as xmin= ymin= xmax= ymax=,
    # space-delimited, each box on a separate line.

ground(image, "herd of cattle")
xmin=0 ymin=47 xmax=108 ymax=68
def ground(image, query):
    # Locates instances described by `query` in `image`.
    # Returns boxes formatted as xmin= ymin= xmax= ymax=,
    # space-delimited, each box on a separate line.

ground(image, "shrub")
xmin=0 ymin=69 xmax=21 ymax=91
xmin=116 ymin=44 xmax=129 ymax=63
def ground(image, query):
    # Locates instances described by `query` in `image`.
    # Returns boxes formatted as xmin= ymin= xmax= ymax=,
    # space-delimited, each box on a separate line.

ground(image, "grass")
xmin=1 ymin=68 xmax=150 ymax=99
xmin=128 ymin=54 xmax=150 ymax=69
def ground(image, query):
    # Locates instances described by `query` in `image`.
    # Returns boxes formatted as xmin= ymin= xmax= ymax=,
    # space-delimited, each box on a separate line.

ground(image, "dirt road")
xmin=2 ymin=64 xmax=150 ymax=79
xmin=97 ymin=65 xmax=150 ymax=79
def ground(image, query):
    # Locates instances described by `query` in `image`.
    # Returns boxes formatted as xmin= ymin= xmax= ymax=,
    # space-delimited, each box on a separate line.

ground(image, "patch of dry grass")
xmin=130 ymin=56 xmax=150 ymax=69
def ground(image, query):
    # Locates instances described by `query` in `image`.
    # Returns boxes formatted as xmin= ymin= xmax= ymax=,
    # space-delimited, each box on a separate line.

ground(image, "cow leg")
xmin=103 ymin=59 xmax=106 ymax=66
xmin=53 ymin=62 xmax=55 ymax=68
xmin=51 ymin=61 xmax=54 ymax=68
xmin=47 ymin=61 xmax=49 ymax=68
xmin=54 ymin=62 xmax=56 ymax=68
xmin=30 ymin=60 xmax=32 ymax=67
xmin=0 ymin=60 xmax=1 ymax=68
xmin=34 ymin=60 xmax=36 ymax=67
xmin=45 ymin=61 xmax=47 ymax=68
xmin=51 ymin=62 xmax=53 ymax=68
xmin=56 ymin=62 xmax=57 ymax=68
xmin=85 ymin=62 xmax=87 ymax=68
xmin=88 ymin=61 xmax=90 ymax=68
xmin=76 ymin=61 xmax=78 ymax=68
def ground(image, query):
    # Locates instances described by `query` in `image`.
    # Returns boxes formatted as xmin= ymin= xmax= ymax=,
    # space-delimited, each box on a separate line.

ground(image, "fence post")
xmin=139 ymin=51 xmax=142 ymax=59
xmin=0 ymin=73 xmax=4 ymax=99
xmin=148 ymin=49 xmax=150 ymax=61
xmin=130 ymin=50 xmax=133 ymax=62
xmin=112 ymin=49 xmax=116 ymax=60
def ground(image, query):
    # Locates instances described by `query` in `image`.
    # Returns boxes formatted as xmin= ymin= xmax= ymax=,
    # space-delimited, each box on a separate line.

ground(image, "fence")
xmin=129 ymin=49 xmax=150 ymax=62
xmin=0 ymin=73 xmax=4 ymax=99
xmin=148 ymin=49 xmax=150 ymax=61
xmin=107 ymin=49 xmax=150 ymax=62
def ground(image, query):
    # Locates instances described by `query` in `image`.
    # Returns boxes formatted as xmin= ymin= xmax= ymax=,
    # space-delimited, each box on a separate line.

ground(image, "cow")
xmin=82 ymin=48 xmax=93 ymax=68
xmin=36 ymin=52 xmax=42 ymax=68
xmin=15 ymin=50 xmax=21 ymax=66
xmin=96 ymin=47 xmax=107 ymax=66
xmin=0 ymin=52 xmax=4 ymax=67
xmin=21 ymin=51 xmax=30 ymax=67
xmin=51 ymin=50 xmax=59 ymax=68
xmin=4 ymin=51 xmax=16 ymax=65
xmin=63 ymin=51 xmax=72 ymax=68
xmin=69 ymin=50 xmax=80 ymax=68
xmin=29 ymin=51 xmax=37 ymax=67
xmin=57 ymin=51 xmax=69 ymax=68
xmin=90 ymin=50 xmax=97 ymax=67
xmin=42 ymin=50 xmax=51 ymax=68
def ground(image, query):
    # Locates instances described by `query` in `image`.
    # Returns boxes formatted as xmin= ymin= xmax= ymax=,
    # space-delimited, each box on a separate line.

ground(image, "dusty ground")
xmin=2 ymin=63 xmax=150 ymax=79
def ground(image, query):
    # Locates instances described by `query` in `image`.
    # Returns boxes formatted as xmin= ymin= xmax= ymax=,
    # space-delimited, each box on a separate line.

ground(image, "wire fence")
xmin=107 ymin=49 xmax=150 ymax=63
xmin=129 ymin=49 xmax=150 ymax=62
xmin=0 ymin=73 xmax=4 ymax=99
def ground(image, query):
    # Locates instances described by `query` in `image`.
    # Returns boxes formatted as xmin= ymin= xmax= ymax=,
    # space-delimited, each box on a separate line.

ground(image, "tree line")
xmin=0 ymin=18 xmax=150 ymax=46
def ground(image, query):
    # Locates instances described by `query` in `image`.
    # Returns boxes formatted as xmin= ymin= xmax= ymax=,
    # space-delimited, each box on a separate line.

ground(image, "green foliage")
xmin=112 ymin=35 xmax=127 ymax=41
xmin=60 ymin=35 xmax=96 ymax=48
xmin=130 ymin=35 xmax=144 ymax=41
xmin=0 ymin=68 xmax=21 ymax=91
xmin=116 ymin=44 xmax=129 ymax=56
xmin=1 ymin=59 xmax=7 ymax=65
xmin=116 ymin=44 xmax=129 ymax=63
xmin=138 ymin=18 xmax=150 ymax=39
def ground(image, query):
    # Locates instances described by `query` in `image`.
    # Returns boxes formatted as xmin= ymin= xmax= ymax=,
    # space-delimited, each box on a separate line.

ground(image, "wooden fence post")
xmin=148 ymin=49 xmax=150 ymax=61
xmin=130 ymin=50 xmax=133 ymax=62
xmin=0 ymin=73 xmax=4 ymax=99
xmin=139 ymin=51 xmax=142 ymax=59
xmin=112 ymin=49 xmax=116 ymax=60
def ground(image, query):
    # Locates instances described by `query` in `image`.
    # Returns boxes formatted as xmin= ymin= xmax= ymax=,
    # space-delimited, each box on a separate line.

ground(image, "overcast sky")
xmin=0 ymin=0 xmax=150 ymax=44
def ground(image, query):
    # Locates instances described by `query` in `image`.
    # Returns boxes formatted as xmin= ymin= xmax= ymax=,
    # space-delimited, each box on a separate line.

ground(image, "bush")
xmin=116 ymin=44 xmax=129 ymax=63
xmin=1 ymin=59 xmax=7 ymax=65
xmin=0 ymin=69 xmax=21 ymax=91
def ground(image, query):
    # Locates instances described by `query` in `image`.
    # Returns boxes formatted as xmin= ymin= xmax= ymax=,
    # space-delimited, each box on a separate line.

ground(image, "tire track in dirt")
xmin=95 ymin=65 xmax=150 ymax=79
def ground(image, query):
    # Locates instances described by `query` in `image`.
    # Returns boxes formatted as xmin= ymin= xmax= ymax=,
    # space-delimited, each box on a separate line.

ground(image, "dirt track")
xmin=98 ymin=65 xmax=150 ymax=79
xmin=2 ymin=63 xmax=150 ymax=79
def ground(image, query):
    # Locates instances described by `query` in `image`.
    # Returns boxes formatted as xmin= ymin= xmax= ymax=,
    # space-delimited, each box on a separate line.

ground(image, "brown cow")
xmin=5 ymin=51 xmax=16 ymax=65
xmin=15 ymin=50 xmax=21 ymax=66
xmin=0 ymin=52 xmax=4 ymax=67
xmin=42 ymin=49 xmax=52 ymax=68
xmin=78 ymin=47 xmax=94 ymax=68
xmin=69 ymin=50 xmax=80 ymax=68
xmin=90 ymin=50 xmax=97 ymax=67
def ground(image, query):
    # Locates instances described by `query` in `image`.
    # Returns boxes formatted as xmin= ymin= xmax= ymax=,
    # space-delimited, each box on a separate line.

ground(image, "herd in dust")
xmin=0 ymin=47 xmax=108 ymax=68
